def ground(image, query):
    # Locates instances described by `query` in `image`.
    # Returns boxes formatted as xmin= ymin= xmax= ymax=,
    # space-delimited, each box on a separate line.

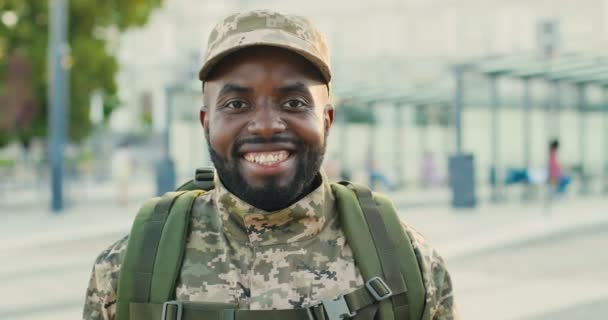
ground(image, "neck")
xmin=257 ymin=173 xmax=323 ymax=211
xmin=289 ymin=173 xmax=323 ymax=205
xmin=219 ymin=172 xmax=324 ymax=212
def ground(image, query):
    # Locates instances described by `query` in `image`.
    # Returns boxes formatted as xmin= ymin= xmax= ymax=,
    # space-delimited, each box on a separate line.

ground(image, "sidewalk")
xmin=1 ymin=183 xmax=606 ymax=320
xmin=2 ymin=180 xmax=606 ymax=261
xmin=397 ymin=196 xmax=608 ymax=261
xmin=0 ymin=179 xmax=153 ymax=252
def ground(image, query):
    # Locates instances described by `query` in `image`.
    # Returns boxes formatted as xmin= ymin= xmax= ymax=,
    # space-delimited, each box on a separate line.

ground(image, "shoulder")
xmin=190 ymin=189 xmax=216 ymax=220
xmin=400 ymin=220 xmax=457 ymax=318
xmin=84 ymin=235 xmax=130 ymax=319
xmin=92 ymin=235 xmax=129 ymax=279
xmin=90 ymin=191 xmax=214 ymax=283
xmin=400 ymin=222 xmax=447 ymax=279
xmin=85 ymin=235 xmax=129 ymax=311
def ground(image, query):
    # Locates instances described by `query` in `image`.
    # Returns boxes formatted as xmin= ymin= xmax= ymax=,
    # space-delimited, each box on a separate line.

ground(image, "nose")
xmin=247 ymin=106 xmax=286 ymax=138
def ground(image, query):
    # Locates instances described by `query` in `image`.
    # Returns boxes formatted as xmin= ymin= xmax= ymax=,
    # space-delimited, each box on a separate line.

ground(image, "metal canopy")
xmin=335 ymin=86 xmax=392 ymax=104
xmin=398 ymin=95 xmax=449 ymax=106
xmin=371 ymin=91 xmax=449 ymax=106
xmin=332 ymin=81 xmax=374 ymax=96
xmin=547 ymin=63 xmax=608 ymax=80
xmin=451 ymin=50 xmax=608 ymax=202
xmin=477 ymin=53 xmax=584 ymax=76
xmin=475 ymin=53 xmax=608 ymax=84
xmin=569 ymin=72 xmax=608 ymax=84
xmin=507 ymin=54 xmax=580 ymax=78
xmin=526 ymin=57 xmax=598 ymax=79
xmin=476 ymin=54 xmax=538 ymax=75
xmin=547 ymin=63 xmax=608 ymax=81
xmin=364 ymin=90 xmax=415 ymax=105
xmin=335 ymin=87 xmax=449 ymax=109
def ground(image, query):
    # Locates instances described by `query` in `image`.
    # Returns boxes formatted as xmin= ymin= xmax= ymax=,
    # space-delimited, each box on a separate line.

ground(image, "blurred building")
xmin=112 ymin=0 xmax=608 ymax=181
xmin=116 ymin=0 xmax=608 ymax=126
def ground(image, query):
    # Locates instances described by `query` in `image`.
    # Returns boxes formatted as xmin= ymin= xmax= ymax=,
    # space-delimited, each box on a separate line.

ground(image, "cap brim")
xmin=199 ymin=29 xmax=331 ymax=83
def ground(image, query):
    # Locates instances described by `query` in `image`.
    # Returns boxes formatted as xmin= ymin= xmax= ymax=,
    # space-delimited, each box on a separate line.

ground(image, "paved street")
xmin=451 ymin=226 xmax=608 ymax=320
xmin=399 ymin=195 xmax=608 ymax=320
xmin=0 ymin=234 xmax=119 ymax=320
xmin=1 ymin=183 xmax=607 ymax=320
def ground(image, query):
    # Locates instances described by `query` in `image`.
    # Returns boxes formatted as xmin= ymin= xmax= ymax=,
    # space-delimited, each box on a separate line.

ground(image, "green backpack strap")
xmin=373 ymin=191 xmax=426 ymax=320
xmin=176 ymin=167 xmax=215 ymax=191
xmin=116 ymin=190 xmax=204 ymax=320
xmin=332 ymin=182 xmax=425 ymax=320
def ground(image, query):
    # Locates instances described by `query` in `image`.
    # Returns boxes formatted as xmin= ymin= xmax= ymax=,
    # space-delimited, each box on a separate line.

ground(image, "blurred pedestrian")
xmin=420 ymin=150 xmax=442 ymax=188
xmin=323 ymin=153 xmax=342 ymax=181
xmin=111 ymin=141 xmax=133 ymax=206
xmin=548 ymin=139 xmax=570 ymax=194
xmin=367 ymin=157 xmax=395 ymax=191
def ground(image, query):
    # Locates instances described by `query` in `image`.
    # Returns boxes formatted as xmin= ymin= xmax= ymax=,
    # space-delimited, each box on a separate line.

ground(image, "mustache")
xmin=233 ymin=135 xmax=303 ymax=151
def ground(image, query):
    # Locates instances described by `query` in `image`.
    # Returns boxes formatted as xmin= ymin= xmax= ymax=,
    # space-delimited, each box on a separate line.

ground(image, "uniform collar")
xmin=213 ymin=171 xmax=334 ymax=246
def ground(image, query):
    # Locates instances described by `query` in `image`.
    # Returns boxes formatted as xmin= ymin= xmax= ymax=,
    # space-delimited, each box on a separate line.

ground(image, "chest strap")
xmin=130 ymin=276 xmax=400 ymax=320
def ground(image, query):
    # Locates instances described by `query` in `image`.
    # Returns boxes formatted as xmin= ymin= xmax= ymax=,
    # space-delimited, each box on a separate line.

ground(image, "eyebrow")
xmin=275 ymin=82 xmax=311 ymax=95
xmin=218 ymin=83 xmax=252 ymax=96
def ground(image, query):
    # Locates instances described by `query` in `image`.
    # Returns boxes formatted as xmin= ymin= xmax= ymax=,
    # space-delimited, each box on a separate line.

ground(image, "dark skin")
xmin=200 ymin=46 xmax=334 ymax=208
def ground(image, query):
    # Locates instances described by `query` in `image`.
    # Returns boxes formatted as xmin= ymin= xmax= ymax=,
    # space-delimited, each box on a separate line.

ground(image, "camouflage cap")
xmin=199 ymin=10 xmax=331 ymax=84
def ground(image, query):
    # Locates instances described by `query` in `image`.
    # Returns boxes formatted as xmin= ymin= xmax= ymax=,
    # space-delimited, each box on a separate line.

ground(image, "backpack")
xmin=116 ymin=168 xmax=426 ymax=320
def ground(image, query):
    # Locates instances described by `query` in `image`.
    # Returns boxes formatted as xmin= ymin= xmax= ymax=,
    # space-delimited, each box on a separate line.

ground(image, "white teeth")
xmin=244 ymin=151 xmax=289 ymax=165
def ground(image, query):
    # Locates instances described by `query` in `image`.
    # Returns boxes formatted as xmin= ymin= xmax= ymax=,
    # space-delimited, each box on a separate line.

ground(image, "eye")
xmin=224 ymin=100 xmax=249 ymax=110
xmin=281 ymin=99 xmax=308 ymax=110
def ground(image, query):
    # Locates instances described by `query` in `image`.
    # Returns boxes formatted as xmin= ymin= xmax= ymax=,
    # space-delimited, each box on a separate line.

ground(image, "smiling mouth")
xmin=243 ymin=150 xmax=291 ymax=166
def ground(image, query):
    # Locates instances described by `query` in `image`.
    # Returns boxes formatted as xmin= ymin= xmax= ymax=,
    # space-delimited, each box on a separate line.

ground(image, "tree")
xmin=0 ymin=0 xmax=163 ymax=148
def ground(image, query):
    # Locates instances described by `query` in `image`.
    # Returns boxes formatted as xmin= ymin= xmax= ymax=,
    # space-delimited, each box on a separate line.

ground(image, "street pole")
xmin=441 ymin=103 xmax=449 ymax=155
xmin=48 ymin=0 xmax=69 ymax=212
xmin=156 ymin=86 xmax=176 ymax=195
xmin=394 ymin=103 xmax=404 ymax=187
xmin=576 ymin=84 xmax=588 ymax=195
xmin=552 ymin=80 xmax=562 ymax=138
xmin=452 ymin=66 xmax=464 ymax=154
xmin=418 ymin=105 xmax=429 ymax=158
xmin=489 ymin=74 xmax=501 ymax=202
xmin=603 ymin=85 xmax=608 ymax=194
xmin=367 ymin=102 xmax=376 ymax=187
xmin=522 ymin=77 xmax=532 ymax=200
xmin=89 ymin=90 xmax=104 ymax=181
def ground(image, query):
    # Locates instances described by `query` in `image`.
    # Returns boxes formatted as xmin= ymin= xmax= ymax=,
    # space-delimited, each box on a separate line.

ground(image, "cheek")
xmin=207 ymin=118 xmax=233 ymax=156
xmin=207 ymin=114 xmax=250 ymax=158
xmin=288 ymin=114 xmax=326 ymax=146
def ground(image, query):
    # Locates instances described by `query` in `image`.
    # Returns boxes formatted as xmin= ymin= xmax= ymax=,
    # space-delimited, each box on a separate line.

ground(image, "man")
xmin=83 ymin=10 xmax=457 ymax=320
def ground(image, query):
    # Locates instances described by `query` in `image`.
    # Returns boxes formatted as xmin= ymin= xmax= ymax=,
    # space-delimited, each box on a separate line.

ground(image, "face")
xmin=201 ymin=46 xmax=333 ymax=211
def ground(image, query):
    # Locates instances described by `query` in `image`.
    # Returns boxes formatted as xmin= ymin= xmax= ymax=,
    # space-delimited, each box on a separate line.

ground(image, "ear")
xmin=324 ymin=104 xmax=335 ymax=131
xmin=199 ymin=106 xmax=208 ymax=129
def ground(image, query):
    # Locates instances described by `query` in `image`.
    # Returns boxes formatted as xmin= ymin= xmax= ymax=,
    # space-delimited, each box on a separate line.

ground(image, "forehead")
xmin=205 ymin=46 xmax=325 ymax=87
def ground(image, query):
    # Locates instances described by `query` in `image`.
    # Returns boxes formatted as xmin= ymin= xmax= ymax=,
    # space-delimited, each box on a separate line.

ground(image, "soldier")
xmin=83 ymin=10 xmax=458 ymax=320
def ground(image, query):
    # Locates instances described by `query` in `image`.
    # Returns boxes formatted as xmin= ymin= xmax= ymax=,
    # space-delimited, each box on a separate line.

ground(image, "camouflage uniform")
xmin=83 ymin=173 xmax=457 ymax=320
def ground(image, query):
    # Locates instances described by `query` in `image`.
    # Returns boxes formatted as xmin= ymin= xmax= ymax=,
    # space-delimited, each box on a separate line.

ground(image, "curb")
xmin=443 ymin=213 xmax=608 ymax=261
xmin=3 ymin=207 xmax=607 ymax=261
xmin=0 ymin=224 xmax=130 ymax=252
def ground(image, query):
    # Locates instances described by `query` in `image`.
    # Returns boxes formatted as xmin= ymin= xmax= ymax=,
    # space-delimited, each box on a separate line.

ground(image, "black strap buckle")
xmin=162 ymin=300 xmax=183 ymax=320
xmin=307 ymin=295 xmax=356 ymax=320
xmin=365 ymin=277 xmax=393 ymax=301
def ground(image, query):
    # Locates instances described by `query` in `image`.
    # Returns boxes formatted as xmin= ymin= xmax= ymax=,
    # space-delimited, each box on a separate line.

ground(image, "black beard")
xmin=205 ymin=132 xmax=326 ymax=211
